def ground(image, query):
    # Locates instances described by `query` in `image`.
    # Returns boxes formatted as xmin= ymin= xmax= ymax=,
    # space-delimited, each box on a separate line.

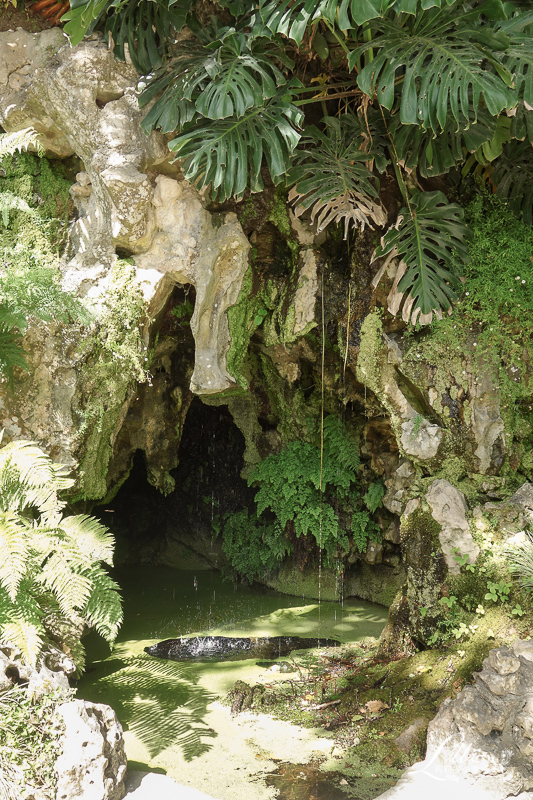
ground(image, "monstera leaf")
xmin=376 ymin=191 xmax=470 ymax=317
xmin=491 ymin=140 xmax=533 ymax=225
xmin=349 ymin=4 xmax=515 ymax=133
xmin=105 ymin=0 xmax=190 ymax=74
xmin=63 ymin=0 xmax=190 ymax=73
xmin=140 ymin=28 xmax=292 ymax=132
xmin=62 ymin=0 xmax=109 ymax=46
xmin=287 ymin=115 xmax=386 ymax=236
xmin=390 ymin=108 xmax=499 ymax=177
xmin=168 ymin=82 xmax=303 ymax=200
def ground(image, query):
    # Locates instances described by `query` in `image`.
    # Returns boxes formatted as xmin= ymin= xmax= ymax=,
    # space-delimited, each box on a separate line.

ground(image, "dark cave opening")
xmin=96 ymin=398 xmax=255 ymax=566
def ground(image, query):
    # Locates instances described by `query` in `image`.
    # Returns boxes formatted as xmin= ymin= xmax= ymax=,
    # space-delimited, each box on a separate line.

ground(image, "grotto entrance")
xmin=97 ymin=396 xmax=255 ymax=570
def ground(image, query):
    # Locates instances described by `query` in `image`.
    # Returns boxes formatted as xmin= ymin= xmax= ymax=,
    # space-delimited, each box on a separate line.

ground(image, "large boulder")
xmin=55 ymin=699 xmax=127 ymax=800
xmin=375 ymin=641 xmax=533 ymax=799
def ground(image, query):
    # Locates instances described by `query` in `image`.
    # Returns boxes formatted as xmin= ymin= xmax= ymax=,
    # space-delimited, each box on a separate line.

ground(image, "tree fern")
xmin=0 ymin=513 xmax=28 ymax=602
xmin=82 ymin=565 xmax=123 ymax=644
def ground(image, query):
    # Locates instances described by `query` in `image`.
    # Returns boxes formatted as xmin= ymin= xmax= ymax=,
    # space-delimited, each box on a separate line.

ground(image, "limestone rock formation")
xmin=0 ymin=30 xmax=250 ymax=496
xmin=376 ymin=641 xmax=533 ymax=799
xmin=55 ymin=699 xmax=127 ymax=800
xmin=425 ymin=479 xmax=479 ymax=575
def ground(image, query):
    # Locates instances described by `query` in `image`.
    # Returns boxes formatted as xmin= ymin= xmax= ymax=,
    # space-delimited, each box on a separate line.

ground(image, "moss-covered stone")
xmin=76 ymin=260 xmax=150 ymax=500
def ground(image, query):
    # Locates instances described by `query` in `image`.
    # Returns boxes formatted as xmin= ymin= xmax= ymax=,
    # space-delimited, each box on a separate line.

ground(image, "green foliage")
xmin=0 ymin=438 xmax=122 ymax=668
xmin=375 ymin=190 xmax=470 ymax=319
xmin=104 ymin=0 xmax=190 ymax=74
xmin=78 ymin=260 xmax=151 ymax=499
xmin=167 ymin=81 xmax=303 ymax=201
xmin=0 ymin=685 xmax=72 ymax=800
xmin=60 ymin=0 xmax=533 ymax=318
xmin=484 ymin=580 xmax=511 ymax=604
xmin=215 ymin=510 xmax=290 ymax=582
xmin=405 ymin=193 xmax=533 ymax=452
xmin=363 ymin=481 xmax=385 ymax=513
xmin=0 ymin=132 xmax=86 ymax=387
xmin=0 ymin=128 xmax=43 ymax=160
xmin=140 ymin=26 xmax=293 ymax=130
xmin=506 ymin=532 xmax=533 ymax=594
xmin=214 ymin=416 xmax=383 ymax=580
xmin=351 ymin=509 xmax=381 ymax=553
xmin=287 ymin=115 xmax=385 ymax=237
xmin=349 ymin=5 xmax=514 ymax=132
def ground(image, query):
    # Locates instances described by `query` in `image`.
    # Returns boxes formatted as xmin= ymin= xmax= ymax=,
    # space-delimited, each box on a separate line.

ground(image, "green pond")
xmin=77 ymin=566 xmax=387 ymax=800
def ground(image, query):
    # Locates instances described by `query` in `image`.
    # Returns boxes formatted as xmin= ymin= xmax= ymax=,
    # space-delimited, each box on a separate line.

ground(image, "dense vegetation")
xmin=61 ymin=0 xmax=533 ymax=320
xmin=214 ymin=415 xmax=383 ymax=581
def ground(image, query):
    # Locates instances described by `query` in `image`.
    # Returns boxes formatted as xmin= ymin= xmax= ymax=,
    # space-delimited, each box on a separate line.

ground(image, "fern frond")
xmin=0 ymin=128 xmax=43 ymax=159
xmin=37 ymin=552 xmax=93 ymax=618
xmin=0 ymin=514 xmax=27 ymax=601
xmin=60 ymin=515 xmax=116 ymax=565
xmin=322 ymin=415 xmax=360 ymax=472
xmin=0 ymin=586 xmax=45 ymax=666
xmin=0 ymin=193 xmax=39 ymax=228
xmin=0 ymin=441 xmax=73 ymax=516
xmin=363 ymin=481 xmax=385 ymax=513
xmin=82 ymin=565 xmax=123 ymax=645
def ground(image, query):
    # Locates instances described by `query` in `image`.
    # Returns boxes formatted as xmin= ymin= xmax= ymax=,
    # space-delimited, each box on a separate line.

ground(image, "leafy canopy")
xmin=61 ymin=0 xmax=533 ymax=319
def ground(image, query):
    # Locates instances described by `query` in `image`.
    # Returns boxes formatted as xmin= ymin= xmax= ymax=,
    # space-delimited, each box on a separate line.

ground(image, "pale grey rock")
xmin=356 ymin=322 xmax=445 ymax=465
xmin=400 ymin=418 xmax=443 ymax=460
xmin=425 ymin=479 xmax=479 ymax=575
xmin=292 ymin=248 xmax=319 ymax=337
xmin=470 ymin=367 xmax=505 ymax=474
xmin=393 ymin=717 xmax=428 ymax=753
xmin=383 ymin=461 xmax=416 ymax=515
xmin=0 ymin=642 xmax=71 ymax=697
xmin=55 ymin=700 xmax=127 ymax=800
xmin=0 ymin=31 xmax=251 ymax=496
xmin=135 ymin=176 xmax=250 ymax=394
xmin=485 ymin=484 xmax=533 ymax=533
xmin=125 ymin=771 xmax=221 ymax=800
xmin=365 ymin=540 xmax=383 ymax=565
xmin=0 ymin=28 xmax=71 ymax=156
xmin=376 ymin=642 xmax=533 ymax=800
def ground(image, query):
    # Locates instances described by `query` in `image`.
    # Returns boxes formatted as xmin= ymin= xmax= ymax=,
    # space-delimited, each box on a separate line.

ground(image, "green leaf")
xmin=288 ymin=114 xmax=386 ymax=236
xmin=168 ymin=82 xmax=303 ymax=201
xmin=491 ymin=140 xmax=533 ymax=224
xmin=105 ymin=0 xmax=190 ymax=74
xmin=350 ymin=6 xmax=516 ymax=133
xmin=141 ymin=29 xmax=291 ymax=133
xmin=0 ymin=513 xmax=27 ymax=601
xmin=390 ymin=108 xmax=498 ymax=177
xmin=62 ymin=0 xmax=110 ymax=47
xmin=376 ymin=191 xmax=470 ymax=317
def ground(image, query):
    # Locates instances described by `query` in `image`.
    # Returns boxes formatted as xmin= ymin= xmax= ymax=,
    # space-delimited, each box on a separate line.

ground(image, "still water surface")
xmin=77 ymin=567 xmax=387 ymax=799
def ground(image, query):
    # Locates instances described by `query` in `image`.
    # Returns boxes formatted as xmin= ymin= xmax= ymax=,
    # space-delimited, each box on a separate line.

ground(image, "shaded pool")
xmin=77 ymin=567 xmax=387 ymax=799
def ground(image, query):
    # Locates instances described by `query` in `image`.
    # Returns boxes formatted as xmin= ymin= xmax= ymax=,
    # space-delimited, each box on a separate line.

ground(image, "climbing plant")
xmin=62 ymin=0 xmax=533 ymax=319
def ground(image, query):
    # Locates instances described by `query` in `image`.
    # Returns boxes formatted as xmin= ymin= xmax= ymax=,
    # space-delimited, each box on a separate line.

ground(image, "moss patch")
xmin=77 ymin=260 xmax=150 ymax=500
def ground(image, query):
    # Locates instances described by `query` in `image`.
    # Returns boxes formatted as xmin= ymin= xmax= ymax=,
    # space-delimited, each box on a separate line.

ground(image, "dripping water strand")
xmin=318 ymin=268 xmax=326 ymax=640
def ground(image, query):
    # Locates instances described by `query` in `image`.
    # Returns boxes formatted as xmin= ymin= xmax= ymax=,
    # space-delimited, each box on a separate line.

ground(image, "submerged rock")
xmin=144 ymin=635 xmax=341 ymax=662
